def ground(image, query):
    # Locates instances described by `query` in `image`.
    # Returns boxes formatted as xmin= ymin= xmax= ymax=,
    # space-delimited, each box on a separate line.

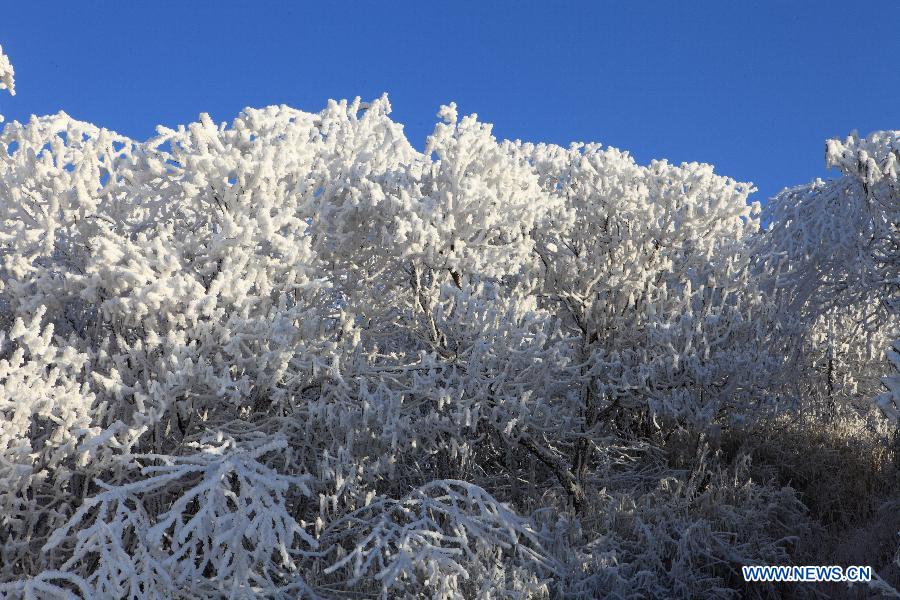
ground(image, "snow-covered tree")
xmin=761 ymin=130 xmax=899 ymax=421
xmin=0 ymin=45 xmax=12 ymax=97
xmin=0 ymin=48 xmax=896 ymax=597
xmin=0 ymin=44 xmax=13 ymax=124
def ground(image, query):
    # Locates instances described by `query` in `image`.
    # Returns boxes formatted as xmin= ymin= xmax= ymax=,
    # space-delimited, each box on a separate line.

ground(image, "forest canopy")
xmin=0 ymin=47 xmax=898 ymax=598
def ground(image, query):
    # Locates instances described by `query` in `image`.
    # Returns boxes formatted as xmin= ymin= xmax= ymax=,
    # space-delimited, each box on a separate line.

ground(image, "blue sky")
xmin=2 ymin=2 xmax=898 ymax=203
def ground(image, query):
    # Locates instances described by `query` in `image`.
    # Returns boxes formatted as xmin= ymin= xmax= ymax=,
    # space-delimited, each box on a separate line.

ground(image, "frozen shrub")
xmin=0 ymin=50 xmax=896 ymax=597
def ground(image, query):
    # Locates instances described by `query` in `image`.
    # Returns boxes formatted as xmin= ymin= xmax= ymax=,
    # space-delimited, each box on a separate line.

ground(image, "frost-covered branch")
xmin=0 ymin=83 xmax=895 ymax=597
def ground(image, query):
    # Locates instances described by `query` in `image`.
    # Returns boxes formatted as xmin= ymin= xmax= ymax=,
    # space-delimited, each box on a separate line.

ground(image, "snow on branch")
xmin=320 ymin=480 xmax=555 ymax=597
xmin=40 ymin=435 xmax=317 ymax=598
xmin=0 ymin=87 xmax=895 ymax=596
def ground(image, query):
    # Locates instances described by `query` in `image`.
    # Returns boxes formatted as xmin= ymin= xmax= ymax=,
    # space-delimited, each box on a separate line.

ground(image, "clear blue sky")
xmin=2 ymin=2 xmax=898 ymax=203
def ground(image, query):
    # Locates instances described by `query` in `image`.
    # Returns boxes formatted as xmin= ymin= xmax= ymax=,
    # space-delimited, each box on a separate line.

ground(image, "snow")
xmin=0 ymin=44 xmax=896 ymax=597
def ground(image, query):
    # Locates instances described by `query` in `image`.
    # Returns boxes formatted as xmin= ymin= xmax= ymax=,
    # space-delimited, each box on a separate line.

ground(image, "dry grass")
xmin=716 ymin=410 xmax=900 ymax=598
